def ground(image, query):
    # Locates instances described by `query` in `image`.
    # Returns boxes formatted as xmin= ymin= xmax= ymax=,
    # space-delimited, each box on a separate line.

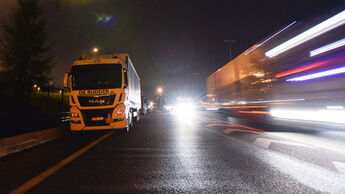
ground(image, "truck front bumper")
xmin=69 ymin=107 xmax=127 ymax=131
xmin=70 ymin=119 xmax=127 ymax=131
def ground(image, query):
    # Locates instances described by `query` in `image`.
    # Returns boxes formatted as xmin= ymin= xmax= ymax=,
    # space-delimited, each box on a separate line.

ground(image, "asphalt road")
xmin=1 ymin=111 xmax=345 ymax=193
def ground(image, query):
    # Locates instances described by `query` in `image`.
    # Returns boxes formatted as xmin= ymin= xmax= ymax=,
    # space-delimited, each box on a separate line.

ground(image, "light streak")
xmin=265 ymin=10 xmax=345 ymax=58
xmin=270 ymin=109 xmax=345 ymax=124
xmin=239 ymin=110 xmax=270 ymax=114
xmin=245 ymin=21 xmax=296 ymax=55
xmin=310 ymin=37 xmax=345 ymax=57
xmin=326 ymin=105 xmax=344 ymax=110
xmin=247 ymin=99 xmax=305 ymax=104
xmin=275 ymin=59 xmax=333 ymax=78
xmin=220 ymin=105 xmax=268 ymax=109
xmin=286 ymin=65 xmax=345 ymax=81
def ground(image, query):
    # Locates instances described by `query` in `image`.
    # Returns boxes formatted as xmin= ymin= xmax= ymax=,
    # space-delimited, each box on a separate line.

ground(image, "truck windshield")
xmin=71 ymin=64 xmax=122 ymax=90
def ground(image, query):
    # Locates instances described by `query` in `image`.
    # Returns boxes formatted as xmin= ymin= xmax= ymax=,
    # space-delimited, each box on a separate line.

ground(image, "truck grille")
xmin=81 ymin=108 xmax=113 ymax=126
xmin=78 ymin=95 xmax=116 ymax=107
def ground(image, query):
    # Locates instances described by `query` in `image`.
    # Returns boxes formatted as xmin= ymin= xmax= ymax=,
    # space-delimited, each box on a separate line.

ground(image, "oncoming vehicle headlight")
xmin=113 ymin=104 xmax=126 ymax=118
xmin=70 ymin=112 xmax=80 ymax=119
xmin=173 ymin=102 xmax=195 ymax=117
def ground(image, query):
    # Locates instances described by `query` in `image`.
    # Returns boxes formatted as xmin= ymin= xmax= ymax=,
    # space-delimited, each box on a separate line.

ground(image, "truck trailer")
xmin=64 ymin=53 xmax=141 ymax=132
xmin=206 ymin=10 xmax=345 ymax=126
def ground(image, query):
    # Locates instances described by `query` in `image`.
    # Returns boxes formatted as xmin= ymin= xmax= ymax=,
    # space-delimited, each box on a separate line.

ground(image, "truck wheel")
xmin=122 ymin=113 xmax=132 ymax=134
xmin=130 ymin=112 xmax=134 ymax=127
xmin=133 ymin=110 xmax=140 ymax=123
xmin=136 ymin=112 xmax=140 ymax=122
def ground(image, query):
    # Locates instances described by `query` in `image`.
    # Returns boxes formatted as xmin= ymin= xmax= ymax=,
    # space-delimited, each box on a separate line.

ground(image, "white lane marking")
xmin=253 ymin=137 xmax=315 ymax=149
xmin=333 ymin=161 xmax=345 ymax=174
xmin=207 ymin=114 xmax=345 ymax=155
xmin=223 ymin=128 xmax=261 ymax=134
xmin=10 ymin=131 xmax=114 ymax=194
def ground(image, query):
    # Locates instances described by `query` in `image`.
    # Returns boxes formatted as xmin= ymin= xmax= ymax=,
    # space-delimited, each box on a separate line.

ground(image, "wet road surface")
xmin=1 ymin=111 xmax=345 ymax=193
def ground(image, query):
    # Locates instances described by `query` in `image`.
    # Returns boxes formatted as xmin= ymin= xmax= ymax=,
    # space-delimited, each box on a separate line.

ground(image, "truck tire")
xmin=133 ymin=111 xmax=140 ymax=123
xmin=122 ymin=113 xmax=132 ymax=134
xmin=133 ymin=109 xmax=140 ymax=123
xmin=136 ymin=111 xmax=140 ymax=122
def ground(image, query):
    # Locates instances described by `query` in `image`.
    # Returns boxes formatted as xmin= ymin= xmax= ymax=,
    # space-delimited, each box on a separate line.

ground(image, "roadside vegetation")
xmin=0 ymin=90 xmax=69 ymax=138
xmin=0 ymin=0 xmax=63 ymax=138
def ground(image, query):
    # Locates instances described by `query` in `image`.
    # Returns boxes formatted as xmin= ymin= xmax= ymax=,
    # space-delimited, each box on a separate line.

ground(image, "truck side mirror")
xmin=63 ymin=73 xmax=69 ymax=88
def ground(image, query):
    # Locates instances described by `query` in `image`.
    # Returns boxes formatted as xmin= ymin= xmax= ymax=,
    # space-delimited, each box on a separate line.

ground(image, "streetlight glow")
xmin=157 ymin=87 xmax=163 ymax=94
xmin=93 ymin=47 xmax=99 ymax=53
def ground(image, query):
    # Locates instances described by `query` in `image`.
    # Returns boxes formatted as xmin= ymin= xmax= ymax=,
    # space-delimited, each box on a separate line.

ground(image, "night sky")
xmin=1 ymin=0 xmax=344 ymax=99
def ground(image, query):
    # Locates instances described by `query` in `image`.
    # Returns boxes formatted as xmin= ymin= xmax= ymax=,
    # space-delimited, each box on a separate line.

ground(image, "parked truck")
xmin=64 ymin=53 xmax=141 ymax=133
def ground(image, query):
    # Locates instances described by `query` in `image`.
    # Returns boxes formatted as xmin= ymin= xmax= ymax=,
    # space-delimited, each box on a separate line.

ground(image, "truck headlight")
xmin=113 ymin=104 xmax=126 ymax=118
xmin=70 ymin=112 xmax=80 ymax=119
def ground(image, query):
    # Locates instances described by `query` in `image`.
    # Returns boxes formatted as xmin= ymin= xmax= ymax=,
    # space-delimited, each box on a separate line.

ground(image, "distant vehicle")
xmin=64 ymin=53 xmax=141 ymax=133
xmin=141 ymin=95 xmax=148 ymax=115
xmin=148 ymin=101 xmax=157 ymax=112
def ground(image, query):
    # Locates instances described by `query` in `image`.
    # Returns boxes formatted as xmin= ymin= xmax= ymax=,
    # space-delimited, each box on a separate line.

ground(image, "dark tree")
xmin=0 ymin=0 xmax=53 ymax=98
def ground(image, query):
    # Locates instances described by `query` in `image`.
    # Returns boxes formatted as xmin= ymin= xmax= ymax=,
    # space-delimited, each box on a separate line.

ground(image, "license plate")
xmin=91 ymin=117 xmax=104 ymax=121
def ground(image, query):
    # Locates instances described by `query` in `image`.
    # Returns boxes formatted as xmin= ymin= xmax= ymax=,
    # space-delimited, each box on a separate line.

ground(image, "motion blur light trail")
xmin=326 ymin=105 xmax=344 ymax=110
xmin=265 ymin=10 xmax=345 ymax=58
xmin=247 ymin=99 xmax=305 ymax=104
xmin=270 ymin=109 xmax=345 ymax=124
xmin=238 ymin=111 xmax=270 ymax=115
xmin=275 ymin=59 xmax=334 ymax=78
xmin=286 ymin=65 xmax=345 ymax=81
xmin=275 ymin=51 xmax=345 ymax=78
xmin=310 ymin=37 xmax=345 ymax=57
xmin=244 ymin=21 xmax=296 ymax=55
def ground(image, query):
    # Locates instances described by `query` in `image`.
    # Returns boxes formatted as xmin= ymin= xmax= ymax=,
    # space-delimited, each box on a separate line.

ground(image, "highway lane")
xmin=1 ymin=111 xmax=345 ymax=193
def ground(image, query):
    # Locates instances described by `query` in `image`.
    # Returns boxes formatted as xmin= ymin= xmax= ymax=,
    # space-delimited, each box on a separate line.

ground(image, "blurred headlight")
xmin=173 ymin=102 xmax=195 ymax=117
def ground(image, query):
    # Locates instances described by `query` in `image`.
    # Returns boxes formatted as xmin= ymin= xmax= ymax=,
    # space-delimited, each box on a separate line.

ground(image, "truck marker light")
xmin=310 ymin=37 xmax=345 ymax=57
xmin=265 ymin=10 xmax=345 ymax=58
xmin=286 ymin=65 xmax=345 ymax=82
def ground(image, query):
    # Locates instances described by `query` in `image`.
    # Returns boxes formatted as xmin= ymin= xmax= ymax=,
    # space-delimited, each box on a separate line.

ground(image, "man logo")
xmin=89 ymin=99 xmax=105 ymax=104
